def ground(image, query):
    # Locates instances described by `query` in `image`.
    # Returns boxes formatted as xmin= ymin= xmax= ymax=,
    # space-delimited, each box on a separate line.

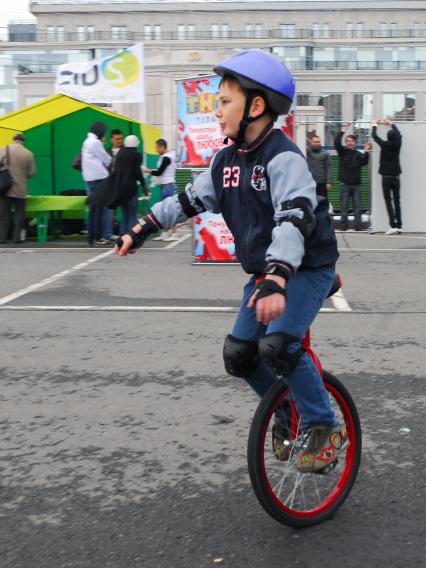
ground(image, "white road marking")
xmin=0 ymin=304 xmax=342 ymax=313
xmin=330 ymin=289 xmax=352 ymax=312
xmin=163 ymin=233 xmax=191 ymax=249
xmin=0 ymin=249 xmax=114 ymax=306
xmin=339 ymin=248 xmax=426 ymax=252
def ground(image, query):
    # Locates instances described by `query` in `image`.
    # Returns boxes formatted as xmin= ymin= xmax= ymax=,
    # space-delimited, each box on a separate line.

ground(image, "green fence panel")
xmin=328 ymin=155 xmax=370 ymax=212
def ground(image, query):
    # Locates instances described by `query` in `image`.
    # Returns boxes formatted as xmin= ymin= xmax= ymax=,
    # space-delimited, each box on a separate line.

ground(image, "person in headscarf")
xmin=111 ymin=134 xmax=148 ymax=233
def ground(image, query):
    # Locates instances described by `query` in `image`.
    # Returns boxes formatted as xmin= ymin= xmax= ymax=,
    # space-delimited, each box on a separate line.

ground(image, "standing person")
xmin=334 ymin=124 xmax=371 ymax=231
xmin=105 ymin=129 xmax=124 ymax=239
xmin=145 ymin=139 xmax=178 ymax=242
xmin=112 ymin=134 xmax=149 ymax=233
xmin=371 ymin=119 xmax=402 ymax=235
xmin=0 ymin=133 xmax=36 ymax=244
xmin=106 ymin=129 xmax=124 ymax=173
xmin=306 ymin=135 xmax=333 ymax=199
xmin=82 ymin=121 xmax=112 ymax=246
xmin=115 ymin=50 xmax=348 ymax=474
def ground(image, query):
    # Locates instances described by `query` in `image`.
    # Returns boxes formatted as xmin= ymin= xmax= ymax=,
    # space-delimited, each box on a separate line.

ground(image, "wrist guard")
xmin=254 ymin=279 xmax=287 ymax=302
xmin=115 ymin=212 xmax=162 ymax=250
xmin=264 ymin=262 xmax=293 ymax=283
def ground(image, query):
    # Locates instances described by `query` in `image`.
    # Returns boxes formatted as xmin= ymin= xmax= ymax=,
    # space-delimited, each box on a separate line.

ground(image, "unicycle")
xmin=247 ymin=278 xmax=362 ymax=528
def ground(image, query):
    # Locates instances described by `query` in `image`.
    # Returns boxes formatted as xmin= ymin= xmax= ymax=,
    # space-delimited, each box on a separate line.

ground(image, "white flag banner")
xmin=55 ymin=43 xmax=144 ymax=103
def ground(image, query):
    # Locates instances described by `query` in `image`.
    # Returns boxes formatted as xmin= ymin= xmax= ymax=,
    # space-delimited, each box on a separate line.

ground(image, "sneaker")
xmin=272 ymin=419 xmax=292 ymax=462
xmin=385 ymin=227 xmax=399 ymax=235
xmin=152 ymin=232 xmax=168 ymax=241
xmin=162 ymin=234 xmax=179 ymax=242
xmin=94 ymin=238 xmax=110 ymax=246
xmin=396 ymin=228 xmax=402 ymax=234
xmin=297 ymin=423 xmax=349 ymax=474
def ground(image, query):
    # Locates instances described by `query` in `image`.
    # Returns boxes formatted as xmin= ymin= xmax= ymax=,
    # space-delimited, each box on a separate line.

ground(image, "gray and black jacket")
xmin=151 ymin=126 xmax=339 ymax=274
xmin=306 ymin=147 xmax=333 ymax=185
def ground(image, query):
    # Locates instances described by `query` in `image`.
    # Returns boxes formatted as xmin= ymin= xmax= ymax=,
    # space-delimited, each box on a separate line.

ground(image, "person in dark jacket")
xmin=371 ymin=119 xmax=402 ymax=235
xmin=334 ymin=123 xmax=371 ymax=231
xmin=306 ymin=135 xmax=333 ymax=199
xmin=113 ymin=135 xmax=148 ymax=233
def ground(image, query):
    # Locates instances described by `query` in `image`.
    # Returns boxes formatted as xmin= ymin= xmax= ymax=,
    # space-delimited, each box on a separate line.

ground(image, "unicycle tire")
xmin=247 ymin=371 xmax=362 ymax=528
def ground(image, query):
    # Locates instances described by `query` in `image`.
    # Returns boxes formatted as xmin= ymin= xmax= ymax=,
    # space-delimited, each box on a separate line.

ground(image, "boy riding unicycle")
xmin=115 ymin=50 xmax=347 ymax=474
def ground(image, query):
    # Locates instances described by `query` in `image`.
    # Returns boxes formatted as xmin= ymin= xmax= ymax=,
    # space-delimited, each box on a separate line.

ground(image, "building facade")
xmin=1 ymin=0 xmax=426 ymax=145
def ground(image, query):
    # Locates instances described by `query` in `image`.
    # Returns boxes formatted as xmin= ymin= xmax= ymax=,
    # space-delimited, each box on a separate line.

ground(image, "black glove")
xmin=253 ymin=279 xmax=287 ymax=302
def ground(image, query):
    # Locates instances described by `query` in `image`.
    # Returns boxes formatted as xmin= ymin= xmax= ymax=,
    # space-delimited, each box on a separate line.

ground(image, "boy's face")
xmin=216 ymin=80 xmax=246 ymax=139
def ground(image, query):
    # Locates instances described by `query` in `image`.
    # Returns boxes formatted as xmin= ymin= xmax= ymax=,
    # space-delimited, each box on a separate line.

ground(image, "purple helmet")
xmin=214 ymin=49 xmax=295 ymax=115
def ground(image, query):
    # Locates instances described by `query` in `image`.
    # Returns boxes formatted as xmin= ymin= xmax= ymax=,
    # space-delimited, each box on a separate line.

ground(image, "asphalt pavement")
xmin=0 ymin=229 xmax=425 ymax=567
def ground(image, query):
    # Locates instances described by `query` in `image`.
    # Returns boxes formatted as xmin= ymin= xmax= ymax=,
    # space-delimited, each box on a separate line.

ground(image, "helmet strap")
xmin=227 ymin=92 xmax=270 ymax=148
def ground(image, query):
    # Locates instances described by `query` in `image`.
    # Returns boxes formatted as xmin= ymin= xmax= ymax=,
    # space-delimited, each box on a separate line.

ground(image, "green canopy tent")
xmin=0 ymin=93 xmax=161 ymax=195
xmin=0 ymin=94 xmax=162 ymax=240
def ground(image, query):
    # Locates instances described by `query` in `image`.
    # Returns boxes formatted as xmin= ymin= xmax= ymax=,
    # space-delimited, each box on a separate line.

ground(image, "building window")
xmin=323 ymin=23 xmax=331 ymax=38
xmin=353 ymin=94 xmax=374 ymax=142
xmin=144 ymin=25 xmax=161 ymax=40
xmin=379 ymin=22 xmax=387 ymax=37
xmin=346 ymin=23 xmax=353 ymax=38
xmin=389 ymin=23 xmax=397 ymax=37
xmin=356 ymin=23 xmax=364 ymax=38
xmin=177 ymin=25 xmax=185 ymax=40
xmin=383 ymin=94 xmax=415 ymax=121
xmin=412 ymin=22 xmax=422 ymax=37
xmin=211 ymin=24 xmax=219 ymax=39
xmin=77 ymin=26 xmax=85 ymax=41
xmin=280 ymin=24 xmax=295 ymax=38
xmin=221 ymin=24 xmax=229 ymax=38
xmin=312 ymin=23 xmax=320 ymax=38
xmin=56 ymin=26 xmax=64 ymax=42
xmin=177 ymin=24 xmax=194 ymax=39
xmin=296 ymin=94 xmax=311 ymax=106
xmin=245 ymin=24 xmax=252 ymax=38
xmin=111 ymin=26 xmax=127 ymax=40
xmin=320 ymin=94 xmax=343 ymax=145
xmin=87 ymin=26 xmax=95 ymax=40
xmin=255 ymin=24 xmax=262 ymax=38
xmin=46 ymin=26 xmax=55 ymax=41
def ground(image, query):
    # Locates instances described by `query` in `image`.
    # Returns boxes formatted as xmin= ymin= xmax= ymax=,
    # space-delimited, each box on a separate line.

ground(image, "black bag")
xmin=86 ymin=174 xmax=117 ymax=208
xmin=0 ymin=146 xmax=14 ymax=197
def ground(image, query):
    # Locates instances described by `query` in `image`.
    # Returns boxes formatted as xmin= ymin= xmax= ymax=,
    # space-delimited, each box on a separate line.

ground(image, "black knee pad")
xmin=223 ymin=334 xmax=260 ymax=378
xmin=258 ymin=332 xmax=304 ymax=376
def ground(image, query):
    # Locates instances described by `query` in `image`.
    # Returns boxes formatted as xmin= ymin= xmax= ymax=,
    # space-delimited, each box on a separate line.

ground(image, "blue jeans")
xmin=232 ymin=266 xmax=337 ymax=429
xmin=160 ymin=183 xmax=177 ymax=200
xmin=86 ymin=180 xmax=113 ymax=242
xmin=120 ymin=195 xmax=138 ymax=234
xmin=340 ymin=183 xmax=362 ymax=230
xmin=102 ymin=207 xmax=113 ymax=240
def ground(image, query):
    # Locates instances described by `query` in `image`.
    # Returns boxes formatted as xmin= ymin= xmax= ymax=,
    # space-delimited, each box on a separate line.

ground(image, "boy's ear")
xmin=250 ymin=95 xmax=267 ymax=118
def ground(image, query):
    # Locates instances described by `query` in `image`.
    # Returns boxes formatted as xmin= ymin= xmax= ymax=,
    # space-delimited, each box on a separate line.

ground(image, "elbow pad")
xmin=279 ymin=197 xmax=316 ymax=239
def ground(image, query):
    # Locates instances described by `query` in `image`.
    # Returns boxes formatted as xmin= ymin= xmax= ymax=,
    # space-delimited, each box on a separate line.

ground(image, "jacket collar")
xmin=236 ymin=122 xmax=275 ymax=155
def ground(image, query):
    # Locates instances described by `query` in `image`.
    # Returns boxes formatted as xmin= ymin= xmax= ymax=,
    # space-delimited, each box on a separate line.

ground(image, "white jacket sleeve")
xmin=150 ymin=156 xmax=220 ymax=230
